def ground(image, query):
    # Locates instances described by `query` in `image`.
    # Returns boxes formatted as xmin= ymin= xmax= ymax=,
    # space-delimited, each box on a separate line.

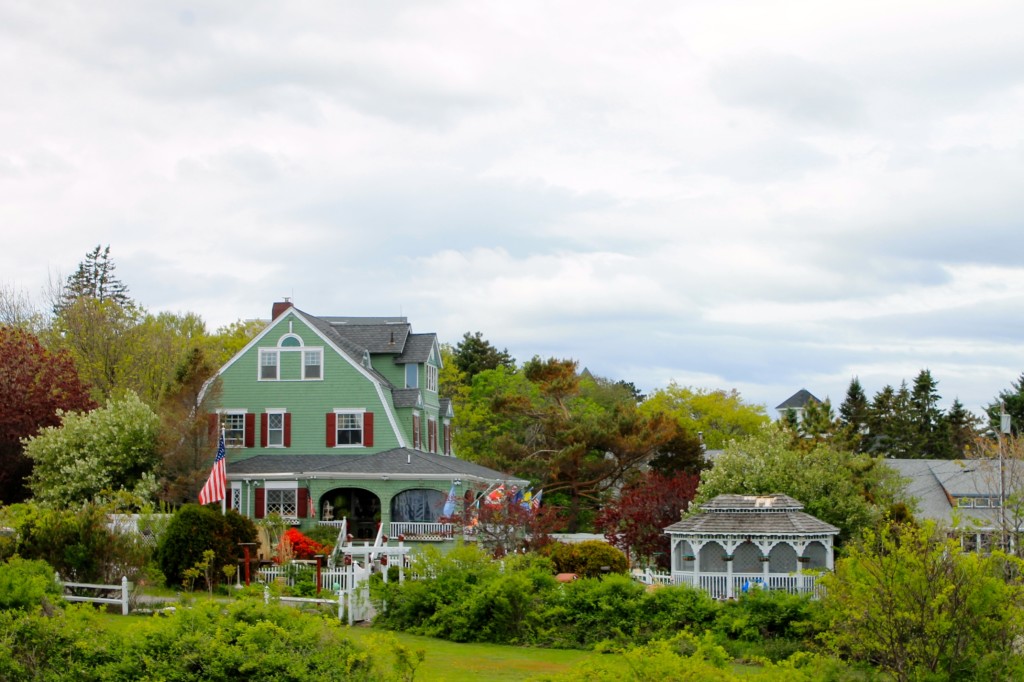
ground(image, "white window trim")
xmin=230 ymin=482 xmax=242 ymax=512
xmin=259 ymin=349 xmax=279 ymax=381
xmin=333 ymin=408 xmax=366 ymax=448
xmin=426 ymin=364 xmax=438 ymax=393
xmin=264 ymin=481 xmax=299 ymax=522
xmin=266 ymin=408 xmax=286 ymax=448
xmin=220 ymin=409 xmax=248 ymax=448
xmin=303 ymin=349 xmax=323 ymax=380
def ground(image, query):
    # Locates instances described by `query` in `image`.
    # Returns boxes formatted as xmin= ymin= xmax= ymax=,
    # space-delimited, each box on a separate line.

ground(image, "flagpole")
xmin=221 ymin=428 xmax=227 ymax=515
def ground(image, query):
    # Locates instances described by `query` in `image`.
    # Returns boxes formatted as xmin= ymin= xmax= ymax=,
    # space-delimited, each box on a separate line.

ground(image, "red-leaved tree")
xmin=595 ymin=471 xmax=700 ymax=570
xmin=0 ymin=325 xmax=95 ymax=503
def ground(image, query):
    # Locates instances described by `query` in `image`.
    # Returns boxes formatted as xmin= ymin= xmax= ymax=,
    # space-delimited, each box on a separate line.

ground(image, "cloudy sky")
xmin=3 ymin=1 xmax=1024 ymax=414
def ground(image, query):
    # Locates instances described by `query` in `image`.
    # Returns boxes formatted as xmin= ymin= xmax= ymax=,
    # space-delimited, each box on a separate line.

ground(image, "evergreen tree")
xmin=866 ymin=383 xmax=917 ymax=457
xmin=910 ymin=369 xmax=953 ymax=459
xmin=946 ymin=398 xmax=980 ymax=458
xmin=987 ymin=373 xmax=1024 ymax=437
xmin=452 ymin=331 xmax=515 ymax=383
xmin=54 ymin=245 xmax=133 ymax=315
xmin=837 ymin=377 xmax=870 ymax=451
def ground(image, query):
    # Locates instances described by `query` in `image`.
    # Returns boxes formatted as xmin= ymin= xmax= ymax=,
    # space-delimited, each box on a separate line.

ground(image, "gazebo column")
xmin=825 ymin=536 xmax=834 ymax=571
xmin=759 ymin=540 xmax=775 ymax=583
xmin=792 ymin=540 xmax=808 ymax=593
xmin=691 ymin=539 xmax=706 ymax=590
xmin=722 ymin=538 xmax=740 ymax=599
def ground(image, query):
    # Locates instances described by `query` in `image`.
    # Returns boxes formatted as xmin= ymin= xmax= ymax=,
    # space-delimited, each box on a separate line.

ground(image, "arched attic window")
xmin=278 ymin=334 xmax=303 ymax=347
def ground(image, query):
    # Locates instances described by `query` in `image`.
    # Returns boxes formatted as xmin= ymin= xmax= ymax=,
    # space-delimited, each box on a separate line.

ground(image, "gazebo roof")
xmin=664 ymin=494 xmax=839 ymax=537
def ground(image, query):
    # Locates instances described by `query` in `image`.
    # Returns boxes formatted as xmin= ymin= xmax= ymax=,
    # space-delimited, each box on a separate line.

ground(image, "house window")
xmin=974 ymin=497 xmax=990 ymax=508
xmin=304 ymin=350 xmax=321 ymax=379
xmin=426 ymin=364 xmax=438 ymax=393
xmin=260 ymin=350 xmax=278 ymax=380
xmin=336 ymin=412 xmax=363 ymax=446
xmin=267 ymin=412 xmax=284 ymax=446
xmin=230 ymin=484 xmax=242 ymax=512
xmin=266 ymin=488 xmax=297 ymax=518
xmin=224 ymin=413 xmax=246 ymax=447
xmin=406 ymin=363 xmax=418 ymax=388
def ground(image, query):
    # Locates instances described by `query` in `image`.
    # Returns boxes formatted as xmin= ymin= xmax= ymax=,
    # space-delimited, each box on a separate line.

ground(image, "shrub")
xmin=542 ymin=574 xmax=646 ymax=648
xmin=277 ymin=528 xmax=330 ymax=561
xmin=156 ymin=505 xmax=256 ymax=589
xmin=544 ymin=540 xmax=628 ymax=578
xmin=0 ymin=557 xmax=62 ymax=611
xmin=0 ymin=501 xmax=150 ymax=584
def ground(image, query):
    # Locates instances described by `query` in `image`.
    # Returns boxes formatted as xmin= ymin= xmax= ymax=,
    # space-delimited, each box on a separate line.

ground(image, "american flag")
xmin=198 ymin=433 xmax=227 ymax=506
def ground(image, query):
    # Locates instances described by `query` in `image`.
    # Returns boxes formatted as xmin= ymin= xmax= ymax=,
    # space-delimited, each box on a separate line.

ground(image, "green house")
xmin=204 ymin=301 xmax=522 ymax=543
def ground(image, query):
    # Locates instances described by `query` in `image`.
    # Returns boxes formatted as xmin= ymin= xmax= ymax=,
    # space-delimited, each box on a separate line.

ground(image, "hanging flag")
xmin=484 ymin=484 xmax=505 ymax=506
xmin=308 ymin=489 xmax=317 ymax=518
xmin=521 ymin=489 xmax=533 ymax=510
xmin=530 ymin=489 xmax=543 ymax=511
xmin=512 ymin=487 xmax=524 ymax=507
xmin=442 ymin=483 xmax=457 ymax=517
xmin=198 ymin=433 xmax=227 ymax=506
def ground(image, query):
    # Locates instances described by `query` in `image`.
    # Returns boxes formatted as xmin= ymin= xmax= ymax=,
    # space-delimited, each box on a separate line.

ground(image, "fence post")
xmin=121 ymin=576 xmax=129 ymax=615
xmin=264 ymin=584 xmax=269 ymax=605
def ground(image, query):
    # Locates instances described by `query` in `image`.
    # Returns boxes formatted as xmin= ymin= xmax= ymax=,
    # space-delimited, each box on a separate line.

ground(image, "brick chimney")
xmin=272 ymin=300 xmax=294 ymax=319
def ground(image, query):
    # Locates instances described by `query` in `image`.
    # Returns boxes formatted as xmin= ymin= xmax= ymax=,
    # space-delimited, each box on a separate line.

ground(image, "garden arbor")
xmin=664 ymin=494 xmax=838 ymax=599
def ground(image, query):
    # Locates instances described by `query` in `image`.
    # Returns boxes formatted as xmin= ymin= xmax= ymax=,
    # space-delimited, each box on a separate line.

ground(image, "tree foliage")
xmin=0 ymin=325 xmax=95 ymax=504
xmin=52 ymin=244 xmax=132 ymax=316
xmin=822 ymin=520 xmax=1024 ymax=681
xmin=988 ymin=372 xmax=1024 ymax=438
xmin=595 ymin=470 xmax=700 ymax=569
xmin=451 ymin=331 xmax=515 ymax=383
xmin=696 ymin=426 xmax=904 ymax=544
xmin=24 ymin=392 xmax=161 ymax=506
xmin=456 ymin=358 xmax=678 ymax=531
xmin=640 ymin=383 xmax=769 ymax=450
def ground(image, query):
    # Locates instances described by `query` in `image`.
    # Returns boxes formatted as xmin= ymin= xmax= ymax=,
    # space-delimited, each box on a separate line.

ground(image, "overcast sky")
xmin=3 ymin=1 xmax=1023 ymax=415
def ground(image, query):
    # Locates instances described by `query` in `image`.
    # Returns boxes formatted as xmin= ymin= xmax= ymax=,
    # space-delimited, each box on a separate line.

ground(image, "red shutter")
xmin=363 ymin=412 xmax=374 ymax=447
xmin=326 ymin=413 xmax=336 ymax=447
xmin=297 ymin=487 xmax=308 ymax=519
xmin=444 ymin=424 xmax=451 ymax=455
xmin=255 ymin=488 xmax=266 ymax=519
xmin=284 ymin=413 xmax=291 ymax=448
xmin=260 ymin=413 xmax=268 ymax=447
xmin=244 ymin=413 xmax=255 ymax=448
xmin=208 ymin=413 xmax=219 ymax=444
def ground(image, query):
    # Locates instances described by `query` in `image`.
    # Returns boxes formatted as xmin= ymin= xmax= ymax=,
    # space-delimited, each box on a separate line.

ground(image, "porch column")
xmin=825 ymin=537 xmax=834 ymax=571
xmin=691 ymin=539 xmax=704 ymax=590
xmin=722 ymin=538 xmax=740 ymax=599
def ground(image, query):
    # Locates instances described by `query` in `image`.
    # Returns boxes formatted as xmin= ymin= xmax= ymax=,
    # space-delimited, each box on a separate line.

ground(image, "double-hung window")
xmin=260 ymin=350 xmax=279 ymax=380
xmin=337 ymin=412 xmax=363 ymax=446
xmin=267 ymin=412 xmax=284 ymax=446
xmin=426 ymin=364 xmax=438 ymax=393
xmin=304 ymin=350 xmax=321 ymax=379
xmin=224 ymin=412 xmax=246 ymax=447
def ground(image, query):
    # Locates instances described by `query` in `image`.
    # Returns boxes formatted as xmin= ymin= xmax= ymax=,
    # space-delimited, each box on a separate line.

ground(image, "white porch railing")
xmin=389 ymin=522 xmax=454 ymax=541
xmin=670 ymin=571 xmax=822 ymax=598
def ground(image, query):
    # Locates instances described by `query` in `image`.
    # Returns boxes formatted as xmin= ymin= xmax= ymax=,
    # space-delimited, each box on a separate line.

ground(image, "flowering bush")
xmin=277 ymin=528 xmax=331 ymax=561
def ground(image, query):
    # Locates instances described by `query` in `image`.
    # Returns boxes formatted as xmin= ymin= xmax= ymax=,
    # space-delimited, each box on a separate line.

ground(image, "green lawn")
xmin=342 ymin=626 xmax=608 ymax=681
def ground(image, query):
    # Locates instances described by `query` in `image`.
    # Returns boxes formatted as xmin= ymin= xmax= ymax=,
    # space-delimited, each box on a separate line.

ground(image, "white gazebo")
xmin=664 ymin=494 xmax=838 ymax=599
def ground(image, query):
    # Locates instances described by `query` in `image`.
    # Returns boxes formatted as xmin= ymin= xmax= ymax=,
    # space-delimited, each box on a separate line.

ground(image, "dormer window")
xmin=426 ymin=364 xmax=438 ymax=393
xmin=406 ymin=363 xmax=419 ymax=389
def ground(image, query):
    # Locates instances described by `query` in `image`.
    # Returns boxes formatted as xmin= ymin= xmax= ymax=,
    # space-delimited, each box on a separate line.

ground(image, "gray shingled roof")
xmin=775 ymin=389 xmax=820 ymax=410
xmin=227 ymin=448 xmax=527 ymax=485
xmin=884 ymin=458 xmax=1021 ymax=529
xmin=322 ymin=317 xmax=411 ymax=354
xmin=392 ymin=388 xmax=421 ymax=408
xmin=664 ymin=494 xmax=838 ymax=537
xmin=395 ymin=333 xmax=435 ymax=364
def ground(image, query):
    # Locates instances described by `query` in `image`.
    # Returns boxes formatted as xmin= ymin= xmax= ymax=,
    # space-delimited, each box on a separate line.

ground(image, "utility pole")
xmin=1000 ymin=403 xmax=1011 ymax=551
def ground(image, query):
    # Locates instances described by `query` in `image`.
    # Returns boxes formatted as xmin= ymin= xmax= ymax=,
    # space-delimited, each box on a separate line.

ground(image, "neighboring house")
xmin=202 ymin=301 xmax=525 ymax=544
xmin=664 ymin=494 xmax=838 ymax=599
xmin=886 ymin=458 xmax=1024 ymax=552
xmin=775 ymin=389 xmax=821 ymax=422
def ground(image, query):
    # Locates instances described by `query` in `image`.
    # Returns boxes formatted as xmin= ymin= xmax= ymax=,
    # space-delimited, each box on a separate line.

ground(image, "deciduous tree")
xmin=822 ymin=520 xmax=1024 ymax=681
xmin=0 ymin=326 xmax=95 ymax=503
xmin=639 ymin=383 xmax=769 ymax=450
xmin=696 ymin=426 xmax=903 ymax=544
xmin=24 ymin=392 xmax=161 ymax=506
xmin=595 ymin=470 xmax=700 ymax=569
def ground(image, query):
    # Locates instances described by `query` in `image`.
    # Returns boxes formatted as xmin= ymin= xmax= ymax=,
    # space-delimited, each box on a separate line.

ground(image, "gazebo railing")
xmin=671 ymin=572 xmax=821 ymax=598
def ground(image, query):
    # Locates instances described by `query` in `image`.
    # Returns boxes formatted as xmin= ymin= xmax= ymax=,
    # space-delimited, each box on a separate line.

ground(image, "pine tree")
xmin=54 ymin=245 xmax=132 ymax=315
xmin=946 ymin=398 xmax=980 ymax=458
xmin=837 ymin=377 xmax=870 ymax=451
xmin=911 ymin=369 xmax=953 ymax=458
xmin=987 ymin=373 xmax=1024 ymax=437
